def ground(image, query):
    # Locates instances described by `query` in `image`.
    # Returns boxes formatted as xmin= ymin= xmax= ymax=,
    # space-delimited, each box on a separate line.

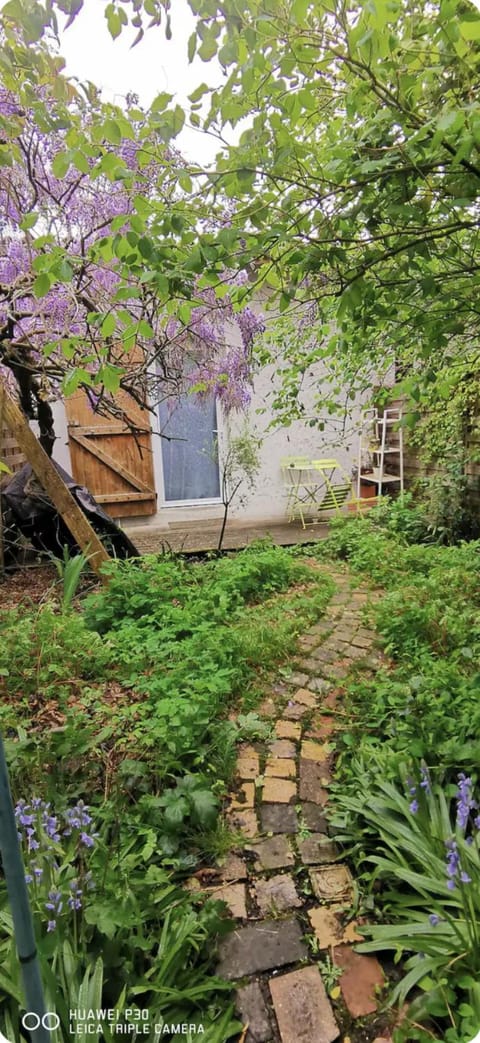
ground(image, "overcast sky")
xmin=58 ymin=0 xmax=225 ymax=163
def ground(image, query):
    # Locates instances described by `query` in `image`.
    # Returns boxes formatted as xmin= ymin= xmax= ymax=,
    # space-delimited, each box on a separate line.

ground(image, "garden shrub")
xmin=317 ymin=508 xmax=480 ymax=1040
xmin=0 ymin=604 xmax=111 ymax=702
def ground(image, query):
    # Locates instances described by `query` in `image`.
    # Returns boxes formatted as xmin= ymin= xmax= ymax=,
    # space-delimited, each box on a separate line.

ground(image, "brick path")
xmin=213 ymin=566 xmax=392 ymax=1043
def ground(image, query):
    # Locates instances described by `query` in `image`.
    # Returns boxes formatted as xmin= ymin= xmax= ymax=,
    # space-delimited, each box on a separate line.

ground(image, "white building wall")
xmin=49 ymin=306 xmax=390 ymax=530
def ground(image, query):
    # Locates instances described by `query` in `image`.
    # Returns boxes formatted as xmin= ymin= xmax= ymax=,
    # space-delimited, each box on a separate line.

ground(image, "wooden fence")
xmin=387 ymin=396 xmax=480 ymax=494
xmin=1 ymin=426 xmax=26 ymax=475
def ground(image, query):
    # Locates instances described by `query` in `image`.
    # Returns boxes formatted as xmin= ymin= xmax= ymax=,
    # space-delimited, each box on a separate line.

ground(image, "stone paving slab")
xmin=227 ymin=808 xmax=259 ymax=838
xmin=269 ymin=966 xmax=339 ymax=1043
xmin=237 ymin=752 xmax=261 ymax=779
xmin=246 ymin=835 xmax=295 ymax=871
xmin=299 ymin=760 xmax=329 ymax=804
xmin=274 ymin=721 xmax=302 ymax=740
xmin=308 ymin=905 xmax=362 ymax=948
xmin=259 ymin=804 xmax=299 ymax=834
xmin=217 ymin=918 xmax=307 ymax=979
xmin=253 ymin=873 xmax=302 ymax=915
xmin=235 ymin=982 xmax=273 ymax=1043
xmin=305 ymin=719 xmax=336 ymax=742
xmin=262 ymin=777 xmax=297 ymax=803
xmin=305 ymin=676 xmax=332 ymax=695
xmin=215 ymin=882 xmax=248 ymax=919
xmin=219 ymin=853 xmax=248 ymax=881
xmin=310 ymin=865 xmax=355 ymax=902
xmin=230 ymin=782 xmax=256 ymax=809
xmin=283 ymin=702 xmax=308 ymax=721
xmin=268 ymin=739 xmax=297 ymax=758
xmin=298 ymin=833 xmax=338 ymax=865
xmin=300 ymin=739 xmax=331 ymax=761
xmin=301 ymin=802 xmax=329 ymax=832
xmin=333 ymin=944 xmax=384 ymax=1016
xmin=286 ymin=671 xmax=309 ymax=687
xmin=293 ymin=688 xmax=318 ymax=708
xmin=265 ymin=757 xmax=296 ymax=778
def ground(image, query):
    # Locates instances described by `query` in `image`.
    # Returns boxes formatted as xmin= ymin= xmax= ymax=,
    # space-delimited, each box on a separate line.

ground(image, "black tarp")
xmin=1 ymin=461 xmax=139 ymax=561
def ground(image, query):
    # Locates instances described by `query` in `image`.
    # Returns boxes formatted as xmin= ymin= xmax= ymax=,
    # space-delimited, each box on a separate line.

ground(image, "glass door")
xmin=159 ymin=393 xmax=220 ymax=503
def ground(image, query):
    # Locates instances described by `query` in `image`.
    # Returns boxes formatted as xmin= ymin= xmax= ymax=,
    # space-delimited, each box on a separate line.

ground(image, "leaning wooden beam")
xmin=0 ymin=383 xmax=110 ymax=579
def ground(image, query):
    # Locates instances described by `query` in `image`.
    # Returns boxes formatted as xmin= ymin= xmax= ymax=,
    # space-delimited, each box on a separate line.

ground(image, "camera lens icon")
xmin=22 ymin=1013 xmax=61 ymax=1032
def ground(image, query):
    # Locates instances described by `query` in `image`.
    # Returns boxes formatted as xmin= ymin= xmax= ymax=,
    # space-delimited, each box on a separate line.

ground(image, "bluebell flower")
xmin=420 ymin=767 xmax=430 ymax=792
xmin=429 ymin=914 xmax=440 ymax=926
xmin=409 ymin=799 xmax=419 ymax=814
xmin=45 ymin=889 xmax=63 ymax=915
xmin=47 ymin=920 xmax=56 ymax=932
xmin=67 ymin=881 xmax=82 ymax=911
xmin=445 ymin=838 xmax=471 ymax=889
xmin=456 ymin=773 xmax=477 ymax=831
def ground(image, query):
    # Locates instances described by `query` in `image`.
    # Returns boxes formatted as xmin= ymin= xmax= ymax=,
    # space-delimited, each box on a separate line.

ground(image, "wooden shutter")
xmin=65 ymin=388 xmax=157 ymax=518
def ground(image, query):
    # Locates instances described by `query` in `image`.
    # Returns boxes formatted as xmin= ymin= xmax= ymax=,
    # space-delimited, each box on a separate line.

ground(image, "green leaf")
xmin=52 ymin=151 xmax=72 ymax=178
xmin=72 ymin=148 xmax=90 ymax=174
xmin=151 ymin=92 xmax=173 ymax=112
xmin=103 ymin=119 xmax=122 ymax=145
xmin=19 ymin=212 xmax=38 ymax=231
xmin=190 ymin=788 xmax=218 ymax=827
xmin=188 ymin=31 xmax=197 ymax=63
xmin=101 ymin=313 xmax=116 ymax=338
xmin=460 ymin=19 xmax=480 ymax=40
xmin=33 ymin=273 xmax=51 ymax=297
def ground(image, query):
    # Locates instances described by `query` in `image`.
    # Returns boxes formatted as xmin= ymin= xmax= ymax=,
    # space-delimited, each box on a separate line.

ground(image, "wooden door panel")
xmin=65 ymin=390 xmax=156 ymax=518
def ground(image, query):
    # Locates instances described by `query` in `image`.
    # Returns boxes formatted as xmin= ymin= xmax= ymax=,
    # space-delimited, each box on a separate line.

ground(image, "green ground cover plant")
xmin=0 ymin=542 xmax=333 ymax=1039
xmin=312 ymin=502 xmax=480 ymax=1041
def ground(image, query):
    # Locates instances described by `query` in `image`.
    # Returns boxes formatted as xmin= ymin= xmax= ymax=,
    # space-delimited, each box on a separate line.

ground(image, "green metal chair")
xmin=310 ymin=458 xmax=352 ymax=516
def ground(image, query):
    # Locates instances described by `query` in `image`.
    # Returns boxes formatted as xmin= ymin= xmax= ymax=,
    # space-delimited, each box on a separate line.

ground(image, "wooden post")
xmin=0 ymin=384 xmax=110 ymax=579
xmin=0 ymin=391 xmax=4 ymax=577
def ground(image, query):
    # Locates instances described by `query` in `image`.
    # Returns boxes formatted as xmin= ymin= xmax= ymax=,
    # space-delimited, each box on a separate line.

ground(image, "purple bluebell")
xmin=26 ymin=828 xmax=39 ymax=852
xmin=429 ymin=914 xmax=440 ymax=926
xmin=420 ymin=767 xmax=430 ymax=792
xmin=409 ymin=799 xmax=419 ymax=814
xmin=445 ymin=838 xmax=471 ymax=889
xmin=67 ymin=881 xmax=82 ymax=911
xmin=79 ymin=831 xmax=95 ymax=848
xmin=456 ymin=773 xmax=477 ymax=831
xmin=45 ymin=890 xmax=63 ymax=915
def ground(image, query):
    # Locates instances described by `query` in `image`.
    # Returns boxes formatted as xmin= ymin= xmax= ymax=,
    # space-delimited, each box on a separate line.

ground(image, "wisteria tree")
xmin=9 ymin=0 xmax=480 ymax=431
xmin=0 ymin=5 xmax=265 ymax=455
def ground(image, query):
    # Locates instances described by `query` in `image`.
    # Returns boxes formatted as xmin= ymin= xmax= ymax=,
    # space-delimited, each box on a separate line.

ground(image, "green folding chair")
xmin=310 ymin=458 xmax=352 ymax=516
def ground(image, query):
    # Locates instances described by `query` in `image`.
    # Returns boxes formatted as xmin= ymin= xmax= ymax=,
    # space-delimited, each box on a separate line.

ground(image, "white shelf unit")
xmin=357 ymin=408 xmax=404 ymax=498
